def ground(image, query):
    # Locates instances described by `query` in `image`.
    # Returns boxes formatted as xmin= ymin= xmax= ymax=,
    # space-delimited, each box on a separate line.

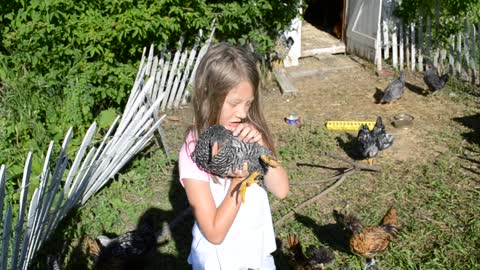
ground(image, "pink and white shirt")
xmin=179 ymin=131 xmax=277 ymax=270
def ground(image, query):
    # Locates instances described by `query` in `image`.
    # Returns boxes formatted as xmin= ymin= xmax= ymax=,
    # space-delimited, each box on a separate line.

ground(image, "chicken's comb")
xmin=326 ymin=121 xmax=376 ymax=131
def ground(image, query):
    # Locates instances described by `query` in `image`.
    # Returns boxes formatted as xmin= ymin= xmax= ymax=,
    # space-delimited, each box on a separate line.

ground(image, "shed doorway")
xmin=301 ymin=0 xmax=347 ymax=57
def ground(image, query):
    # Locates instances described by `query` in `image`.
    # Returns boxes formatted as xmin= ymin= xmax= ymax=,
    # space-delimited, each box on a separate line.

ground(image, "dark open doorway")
xmin=304 ymin=0 xmax=346 ymax=41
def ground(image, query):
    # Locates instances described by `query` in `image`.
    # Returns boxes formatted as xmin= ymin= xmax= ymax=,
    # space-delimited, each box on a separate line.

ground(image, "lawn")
xmin=30 ymin=56 xmax=480 ymax=269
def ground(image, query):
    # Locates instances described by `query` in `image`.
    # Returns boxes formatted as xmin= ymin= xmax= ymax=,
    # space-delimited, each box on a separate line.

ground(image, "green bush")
xmin=0 ymin=0 xmax=301 ymax=181
xmin=395 ymin=0 xmax=480 ymax=46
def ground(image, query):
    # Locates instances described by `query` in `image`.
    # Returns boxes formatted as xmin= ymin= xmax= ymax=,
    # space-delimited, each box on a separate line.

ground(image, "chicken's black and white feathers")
xmin=191 ymin=125 xmax=273 ymax=182
xmin=357 ymin=117 xmax=394 ymax=159
xmin=47 ymin=255 xmax=63 ymax=270
xmin=423 ymin=64 xmax=449 ymax=93
xmin=357 ymin=124 xmax=379 ymax=159
xmin=372 ymin=116 xmax=394 ymax=151
xmin=97 ymin=222 xmax=156 ymax=259
xmin=380 ymin=71 xmax=406 ymax=103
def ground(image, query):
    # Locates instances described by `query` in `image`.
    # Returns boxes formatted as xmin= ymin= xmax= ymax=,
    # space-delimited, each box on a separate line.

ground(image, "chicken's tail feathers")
xmin=306 ymin=246 xmax=335 ymax=266
xmin=287 ymin=233 xmax=300 ymax=249
xmin=381 ymin=206 xmax=400 ymax=236
xmin=85 ymin=235 xmax=102 ymax=261
xmin=382 ymin=223 xmax=400 ymax=238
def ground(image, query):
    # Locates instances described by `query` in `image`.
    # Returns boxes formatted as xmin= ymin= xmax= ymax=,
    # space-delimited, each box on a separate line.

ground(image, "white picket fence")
xmin=376 ymin=0 xmax=479 ymax=84
xmin=0 ymin=24 xmax=215 ymax=270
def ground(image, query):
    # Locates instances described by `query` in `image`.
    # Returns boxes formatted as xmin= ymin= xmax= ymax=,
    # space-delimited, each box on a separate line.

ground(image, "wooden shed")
xmin=284 ymin=0 xmax=382 ymax=67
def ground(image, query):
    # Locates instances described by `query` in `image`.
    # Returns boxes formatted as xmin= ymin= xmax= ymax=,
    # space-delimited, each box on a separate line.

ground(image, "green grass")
xmin=29 ymin=85 xmax=480 ymax=270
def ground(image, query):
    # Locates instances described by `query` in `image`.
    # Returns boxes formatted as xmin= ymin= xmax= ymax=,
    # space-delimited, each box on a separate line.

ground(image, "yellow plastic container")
xmin=325 ymin=121 xmax=376 ymax=131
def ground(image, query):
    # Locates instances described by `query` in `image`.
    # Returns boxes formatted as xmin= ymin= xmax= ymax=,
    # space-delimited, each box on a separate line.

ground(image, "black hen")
xmin=372 ymin=116 xmax=394 ymax=151
xmin=287 ymin=234 xmax=335 ymax=270
xmin=380 ymin=71 xmax=405 ymax=104
xmin=92 ymin=220 xmax=157 ymax=269
xmin=192 ymin=125 xmax=279 ymax=202
xmin=423 ymin=64 xmax=449 ymax=94
xmin=356 ymin=117 xmax=394 ymax=164
xmin=356 ymin=124 xmax=378 ymax=164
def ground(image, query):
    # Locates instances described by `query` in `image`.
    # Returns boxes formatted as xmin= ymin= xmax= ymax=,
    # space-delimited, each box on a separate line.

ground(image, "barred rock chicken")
xmin=192 ymin=125 xmax=279 ymax=203
xmin=372 ymin=116 xmax=394 ymax=151
xmin=46 ymin=254 xmax=63 ymax=270
xmin=87 ymin=221 xmax=157 ymax=269
xmin=423 ymin=63 xmax=450 ymax=94
xmin=333 ymin=207 xmax=400 ymax=270
xmin=287 ymin=234 xmax=335 ymax=270
xmin=356 ymin=117 xmax=394 ymax=164
xmin=356 ymin=124 xmax=378 ymax=165
xmin=380 ymin=71 xmax=405 ymax=104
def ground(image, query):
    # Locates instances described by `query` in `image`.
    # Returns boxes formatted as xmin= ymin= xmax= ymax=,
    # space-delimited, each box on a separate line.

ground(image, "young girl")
xmin=178 ymin=42 xmax=289 ymax=270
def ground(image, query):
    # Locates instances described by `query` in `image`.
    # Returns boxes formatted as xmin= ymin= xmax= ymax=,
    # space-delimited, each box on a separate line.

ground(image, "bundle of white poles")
xmin=0 ymin=23 xmax=215 ymax=270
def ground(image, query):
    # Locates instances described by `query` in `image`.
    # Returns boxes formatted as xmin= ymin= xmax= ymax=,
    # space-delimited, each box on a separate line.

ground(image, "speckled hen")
xmin=191 ymin=125 xmax=279 ymax=202
xmin=380 ymin=71 xmax=405 ymax=104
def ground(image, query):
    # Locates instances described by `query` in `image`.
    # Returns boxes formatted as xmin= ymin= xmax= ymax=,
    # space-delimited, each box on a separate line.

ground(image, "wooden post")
xmin=376 ymin=2 xmax=383 ymax=73
xmin=411 ymin=23 xmax=416 ymax=71
xmin=383 ymin=19 xmax=390 ymax=60
xmin=418 ymin=8 xmax=424 ymax=72
xmin=399 ymin=22 xmax=404 ymax=70
xmin=406 ymin=25 xmax=410 ymax=71
xmin=449 ymin=35 xmax=455 ymax=75
xmin=392 ymin=23 xmax=398 ymax=70
xmin=426 ymin=15 xmax=431 ymax=62
xmin=457 ymin=32 xmax=462 ymax=77
xmin=440 ymin=48 xmax=447 ymax=74
xmin=473 ymin=23 xmax=477 ymax=84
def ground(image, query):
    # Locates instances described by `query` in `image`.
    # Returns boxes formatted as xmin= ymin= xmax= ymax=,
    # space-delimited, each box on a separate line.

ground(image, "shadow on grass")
xmin=405 ymin=82 xmax=428 ymax=96
xmin=374 ymin=87 xmax=384 ymax=103
xmin=28 ymin=160 xmax=194 ymax=270
xmin=294 ymin=213 xmax=351 ymax=254
xmin=336 ymin=134 xmax=364 ymax=162
xmin=453 ymin=113 xmax=480 ymax=147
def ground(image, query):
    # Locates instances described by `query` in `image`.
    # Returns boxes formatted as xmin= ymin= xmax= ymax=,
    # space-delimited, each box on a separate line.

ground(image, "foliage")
xmin=0 ymin=0 xmax=301 ymax=184
xmin=395 ymin=0 xmax=480 ymax=45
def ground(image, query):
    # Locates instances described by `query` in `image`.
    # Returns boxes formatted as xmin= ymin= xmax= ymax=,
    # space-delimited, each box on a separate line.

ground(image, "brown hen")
xmin=333 ymin=207 xmax=400 ymax=270
xmin=286 ymin=234 xmax=335 ymax=270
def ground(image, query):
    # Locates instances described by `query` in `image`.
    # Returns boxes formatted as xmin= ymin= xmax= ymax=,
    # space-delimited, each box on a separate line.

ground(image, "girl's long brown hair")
xmin=186 ymin=42 xmax=276 ymax=154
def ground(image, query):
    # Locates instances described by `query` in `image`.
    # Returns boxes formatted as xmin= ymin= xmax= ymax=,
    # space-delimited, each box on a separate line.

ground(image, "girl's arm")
xmin=263 ymin=164 xmax=289 ymax=199
xmin=183 ymin=176 xmax=244 ymax=245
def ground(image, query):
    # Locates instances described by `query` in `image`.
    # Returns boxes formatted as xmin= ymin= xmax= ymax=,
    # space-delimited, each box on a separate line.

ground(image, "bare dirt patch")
xmin=162 ymin=53 xmax=477 ymax=169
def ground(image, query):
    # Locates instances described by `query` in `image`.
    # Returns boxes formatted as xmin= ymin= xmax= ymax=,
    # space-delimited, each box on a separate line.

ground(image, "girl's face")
xmin=219 ymin=80 xmax=254 ymax=131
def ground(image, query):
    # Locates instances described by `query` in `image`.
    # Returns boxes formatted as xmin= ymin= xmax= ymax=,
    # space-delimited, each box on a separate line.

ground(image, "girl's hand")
xmin=232 ymin=123 xmax=264 ymax=145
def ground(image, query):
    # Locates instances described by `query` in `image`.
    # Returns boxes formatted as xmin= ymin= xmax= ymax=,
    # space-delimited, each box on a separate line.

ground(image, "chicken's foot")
xmin=239 ymin=171 xmax=260 ymax=203
xmin=260 ymin=154 xmax=280 ymax=168
xmin=367 ymin=158 xmax=374 ymax=166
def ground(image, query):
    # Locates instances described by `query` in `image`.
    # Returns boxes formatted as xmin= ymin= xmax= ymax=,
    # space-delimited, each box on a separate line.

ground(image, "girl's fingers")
xmin=246 ymin=131 xmax=261 ymax=143
xmin=232 ymin=123 xmax=262 ymax=143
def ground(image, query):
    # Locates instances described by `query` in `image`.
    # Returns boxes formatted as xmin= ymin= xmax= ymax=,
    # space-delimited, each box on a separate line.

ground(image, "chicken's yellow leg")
xmin=367 ymin=158 xmax=375 ymax=165
xmin=239 ymin=171 xmax=260 ymax=203
xmin=260 ymin=154 xmax=280 ymax=168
